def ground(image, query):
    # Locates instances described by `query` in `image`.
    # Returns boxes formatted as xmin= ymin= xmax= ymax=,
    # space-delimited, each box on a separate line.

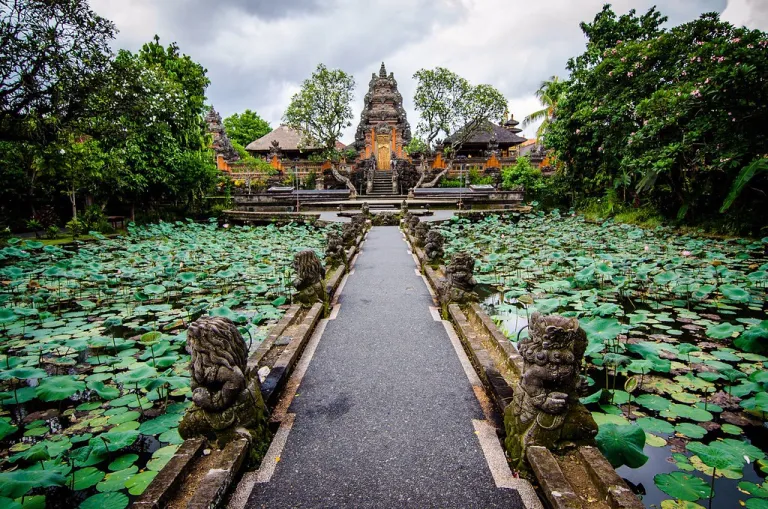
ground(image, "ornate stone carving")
xmin=414 ymin=221 xmax=429 ymax=247
xmin=179 ymin=316 xmax=269 ymax=446
xmin=353 ymin=62 xmax=411 ymax=151
xmin=205 ymin=107 xmax=240 ymax=163
xmin=325 ymin=232 xmax=346 ymax=268
xmin=401 ymin=200 xmax=409 ymax=214
xmin=439 ymin=252 xmax=478 ymax=305
xmin=361 ymin=202 xmax=370 ymax=216
xmin=504 ymin=313 xmax=597 ymax=471
xmin=292 ymin=250 xmax=327 ymax=308
xmin=371 ymin=212 xmax=399 ymax=226
xmin=407 ymin=215 xmax=420 ymax=235
xmin=424 ymin=230 xmax=444 ymax=262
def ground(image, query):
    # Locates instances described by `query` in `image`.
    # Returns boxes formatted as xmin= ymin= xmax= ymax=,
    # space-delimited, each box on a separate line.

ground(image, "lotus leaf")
xmin=0 ymin=470 xmax=66 ymax=498
xmin=79 ymin=491 xmax=129 ymax=509
xmin=35 ymin=376 xmax=85 ymax=402
xmin=595 ymin=423 xmax=648 ymax=468
xmin=654 ymin=471 xmax=711 ymax=501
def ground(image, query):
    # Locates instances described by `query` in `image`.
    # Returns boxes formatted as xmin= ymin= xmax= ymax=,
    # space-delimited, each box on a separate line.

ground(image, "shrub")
xmin=66 ymin=218 xmax=84 ymax=240
xmin=501 ymin=157 xmax=546 ymax=200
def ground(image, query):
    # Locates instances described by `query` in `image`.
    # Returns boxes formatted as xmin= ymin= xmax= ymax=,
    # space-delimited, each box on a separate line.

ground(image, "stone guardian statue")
xmin=504 ymin=313 xmax=597 ymax=472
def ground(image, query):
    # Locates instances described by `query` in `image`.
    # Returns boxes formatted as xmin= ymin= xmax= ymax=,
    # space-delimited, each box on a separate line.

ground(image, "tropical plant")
xmin=521 ymin=76 xmax=566 ymax=141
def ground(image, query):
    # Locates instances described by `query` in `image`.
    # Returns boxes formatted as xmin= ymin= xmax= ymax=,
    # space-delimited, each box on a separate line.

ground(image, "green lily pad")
xmin=654 ymin=471 xmax=711 ymax=501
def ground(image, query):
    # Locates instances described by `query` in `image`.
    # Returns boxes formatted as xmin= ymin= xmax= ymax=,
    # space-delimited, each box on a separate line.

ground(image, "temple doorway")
xmin=376 ymin=135 xmax=390 ymax=171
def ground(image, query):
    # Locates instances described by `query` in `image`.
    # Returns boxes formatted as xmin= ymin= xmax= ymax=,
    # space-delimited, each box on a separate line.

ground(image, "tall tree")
xmin=547 ymin=6 xmax=768 ymax=232
xmin=0 ymin=0 xmax=116 ymax=143
xmin=224 ymin=109 xmax=271 ymax=146
xmin=284 ymin=64 xmax=355 ymax=151
xmin=412 ymin=67 xmax=507 ymax=153
xmin=522 ymin=76 xmax=566 ymax=141
xmin=412 ymin=67 xmax=507 ymax=186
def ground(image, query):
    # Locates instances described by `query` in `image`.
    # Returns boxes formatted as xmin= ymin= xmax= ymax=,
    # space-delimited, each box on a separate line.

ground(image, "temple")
xmin=352 ymin=62 xmax=412 ymax=171
xmin=213 ymin=62 xmax=549 ymax=198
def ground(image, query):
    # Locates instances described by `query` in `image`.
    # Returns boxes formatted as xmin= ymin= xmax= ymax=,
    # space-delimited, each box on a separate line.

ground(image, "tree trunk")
xmin=70 ymin=186 xmax=77 ymax=220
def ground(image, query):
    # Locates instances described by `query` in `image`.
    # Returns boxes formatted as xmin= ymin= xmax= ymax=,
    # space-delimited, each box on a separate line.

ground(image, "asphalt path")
xmin=247 ymin=226 xmax=526 ymax=508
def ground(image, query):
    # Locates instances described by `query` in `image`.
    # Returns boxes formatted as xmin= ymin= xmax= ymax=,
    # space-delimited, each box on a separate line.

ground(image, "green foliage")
xmin=0 ymin=0 xmax=116 ymax=144
xmin=65 ymin=219 xmax=84 ymax=240
xmin=522 ymin=76 xmax=566 ymax=141
xmin=547 ymin=6 xmax=768 ymax=233
xmin=284 ymin=64 xmax=355 ymax=151
xmin=596 ymin=423 xmax=649 ymax=468
xmin=223 ymin=110 xmax=271 ymax=147
xmin=404 ymin=137 xmax=429 ymax=155
xmin=501 ymin=157 xmax=545 ymax=200
xmin=412 ymin=67 xmax=507 ymax=152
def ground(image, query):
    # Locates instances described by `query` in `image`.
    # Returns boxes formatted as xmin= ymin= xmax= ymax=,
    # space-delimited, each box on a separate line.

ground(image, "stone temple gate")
xmin=352 ymin=62 xmax=412 ymax=172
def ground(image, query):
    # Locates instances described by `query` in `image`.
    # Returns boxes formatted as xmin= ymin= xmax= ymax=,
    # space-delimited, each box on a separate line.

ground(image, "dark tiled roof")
xmin=445 ymin=121 xmax=526 ymax=146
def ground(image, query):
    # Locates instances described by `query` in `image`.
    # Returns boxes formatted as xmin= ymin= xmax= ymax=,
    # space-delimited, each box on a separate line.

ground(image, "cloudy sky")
xmin=90 ymin=0 xmax=767 ymax=143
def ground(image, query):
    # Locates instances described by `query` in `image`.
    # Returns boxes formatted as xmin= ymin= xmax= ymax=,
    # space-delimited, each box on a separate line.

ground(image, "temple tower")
xmin=353 ymin=62 xmax=411 ymax=171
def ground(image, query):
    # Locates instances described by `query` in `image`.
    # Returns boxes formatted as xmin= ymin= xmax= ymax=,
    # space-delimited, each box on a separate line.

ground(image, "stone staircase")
xmin=368 ymin=171 xmax=395 ymax=196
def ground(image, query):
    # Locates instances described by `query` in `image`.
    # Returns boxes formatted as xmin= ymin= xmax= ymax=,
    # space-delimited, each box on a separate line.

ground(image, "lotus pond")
xmin=436 ymin=213 xmax=768 ymax=509
xmin=0 ymin=220 xmax=330 ymax=508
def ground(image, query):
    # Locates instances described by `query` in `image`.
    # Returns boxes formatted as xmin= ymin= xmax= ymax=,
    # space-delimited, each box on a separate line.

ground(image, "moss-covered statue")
xmin=361 ymin=202 xmax=370 ymax=216
xmin=414 ymin=221 xmax=430 ymax=248
xmin=325 ymin=231 xmax=347 ymax=268
xmin=504 ymin=313 xmax=597 ymax=472
xmin=401 ymin=200 xmax=409 ymax=215
xmin=424 ymin=230 xmax=444 ymax=262
xmin=407 ymin=215 xmax=420 ymax=235
xmin=292 ymin=250 xmax=327 ymax=308
xmin=179 ymin=316 xmax=270 ymax=451
xmin=439 ymin=252 xmax=478 ymax=306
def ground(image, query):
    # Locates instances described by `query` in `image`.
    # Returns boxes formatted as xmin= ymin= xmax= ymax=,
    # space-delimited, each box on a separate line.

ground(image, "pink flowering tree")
xmin=546 ymin=5 xmax=768 ymax=233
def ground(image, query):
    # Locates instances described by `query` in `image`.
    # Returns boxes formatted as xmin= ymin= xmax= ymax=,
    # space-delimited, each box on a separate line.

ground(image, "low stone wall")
xmin=223 ymin=210 xmax=320 ymax=225
xmin=402 ymin=224 xmax=642 ymax=509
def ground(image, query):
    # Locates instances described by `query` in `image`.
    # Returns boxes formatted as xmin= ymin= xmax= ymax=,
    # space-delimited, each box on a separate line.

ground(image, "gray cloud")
xmin=92 ymin=0 xmax=733 ymax=141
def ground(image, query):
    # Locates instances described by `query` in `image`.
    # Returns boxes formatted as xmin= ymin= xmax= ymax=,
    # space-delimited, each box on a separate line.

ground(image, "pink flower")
xmin=682 ymin=250 xmax=692 ymax=256
xmin=718 ymin=56 xmax=725 ymax=63
xmin=598 ymin=146 xmax=604 ymax=152
xmin=748 ymin=44 xmax=754 ymax=49
xmin=630 ymin=132 xmax=635 ymax=136
xmin=627 ymin=71 xmax=634 ymax=77
xmin=609 ymin=71 xmax=614 ymax=77
xmin=644 ymin=245 xmax=649 ymax=252
xmin=612 ymin=49 xmax=617 ymax=55
xmin=730 ymin=38 xmax=741 ymax=43
xmin=621 ymin=57 xmax=627 ymax=62
xmin=697 ymin=57 xmax=701 ymax=62
xmin=691 ymin=89 xmax=701 ymax=98
xmin=575 ymin=129 xmax=581 ymax=134
xmin=617 ymin=40 xmax=623 ymax=44
xmin=728 ymin=112 xmax=732 ymax=116
xmin=704 ymin=77 xmax=711 ymax=84
xmin=681 ymin=71 xmax=687 ymax=76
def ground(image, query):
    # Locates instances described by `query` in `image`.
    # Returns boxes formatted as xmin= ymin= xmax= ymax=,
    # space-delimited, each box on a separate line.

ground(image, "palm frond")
xmin=720 ymin=158 xmax=768 ymax=212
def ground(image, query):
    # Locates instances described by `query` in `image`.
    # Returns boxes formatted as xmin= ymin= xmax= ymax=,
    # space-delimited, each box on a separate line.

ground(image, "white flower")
xmin=59 ymin=149 xmax=66 ymax=155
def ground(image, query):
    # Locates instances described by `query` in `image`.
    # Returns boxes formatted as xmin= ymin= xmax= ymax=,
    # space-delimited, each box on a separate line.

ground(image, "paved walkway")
xmin=244 ymin=227 xmax=533 ymax=508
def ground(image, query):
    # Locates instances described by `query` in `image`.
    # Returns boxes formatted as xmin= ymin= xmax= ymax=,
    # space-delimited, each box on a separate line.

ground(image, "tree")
xmin=412 ymin=67 xmax=507 ymax=186
xmin=412 ymin=67 xmax=507 ymax=153
xmin=547 ymin=6 xmax=768 ymax=232
xmin=522 ymin=76 xmax=566 ymax=141
xmin=284 ymin=64 xmax=355 ymax=151
xmin=0 ymin=0 xmax=116 ymax=143
xmin=224 ymin=110 xmax=271 ymax=146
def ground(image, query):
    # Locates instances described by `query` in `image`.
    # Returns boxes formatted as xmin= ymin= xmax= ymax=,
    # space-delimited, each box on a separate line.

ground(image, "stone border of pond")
xmin=402 ymin=222 xmax=643 ymax=509
xmin=133 ymin=226 xmax=368 ymax=509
